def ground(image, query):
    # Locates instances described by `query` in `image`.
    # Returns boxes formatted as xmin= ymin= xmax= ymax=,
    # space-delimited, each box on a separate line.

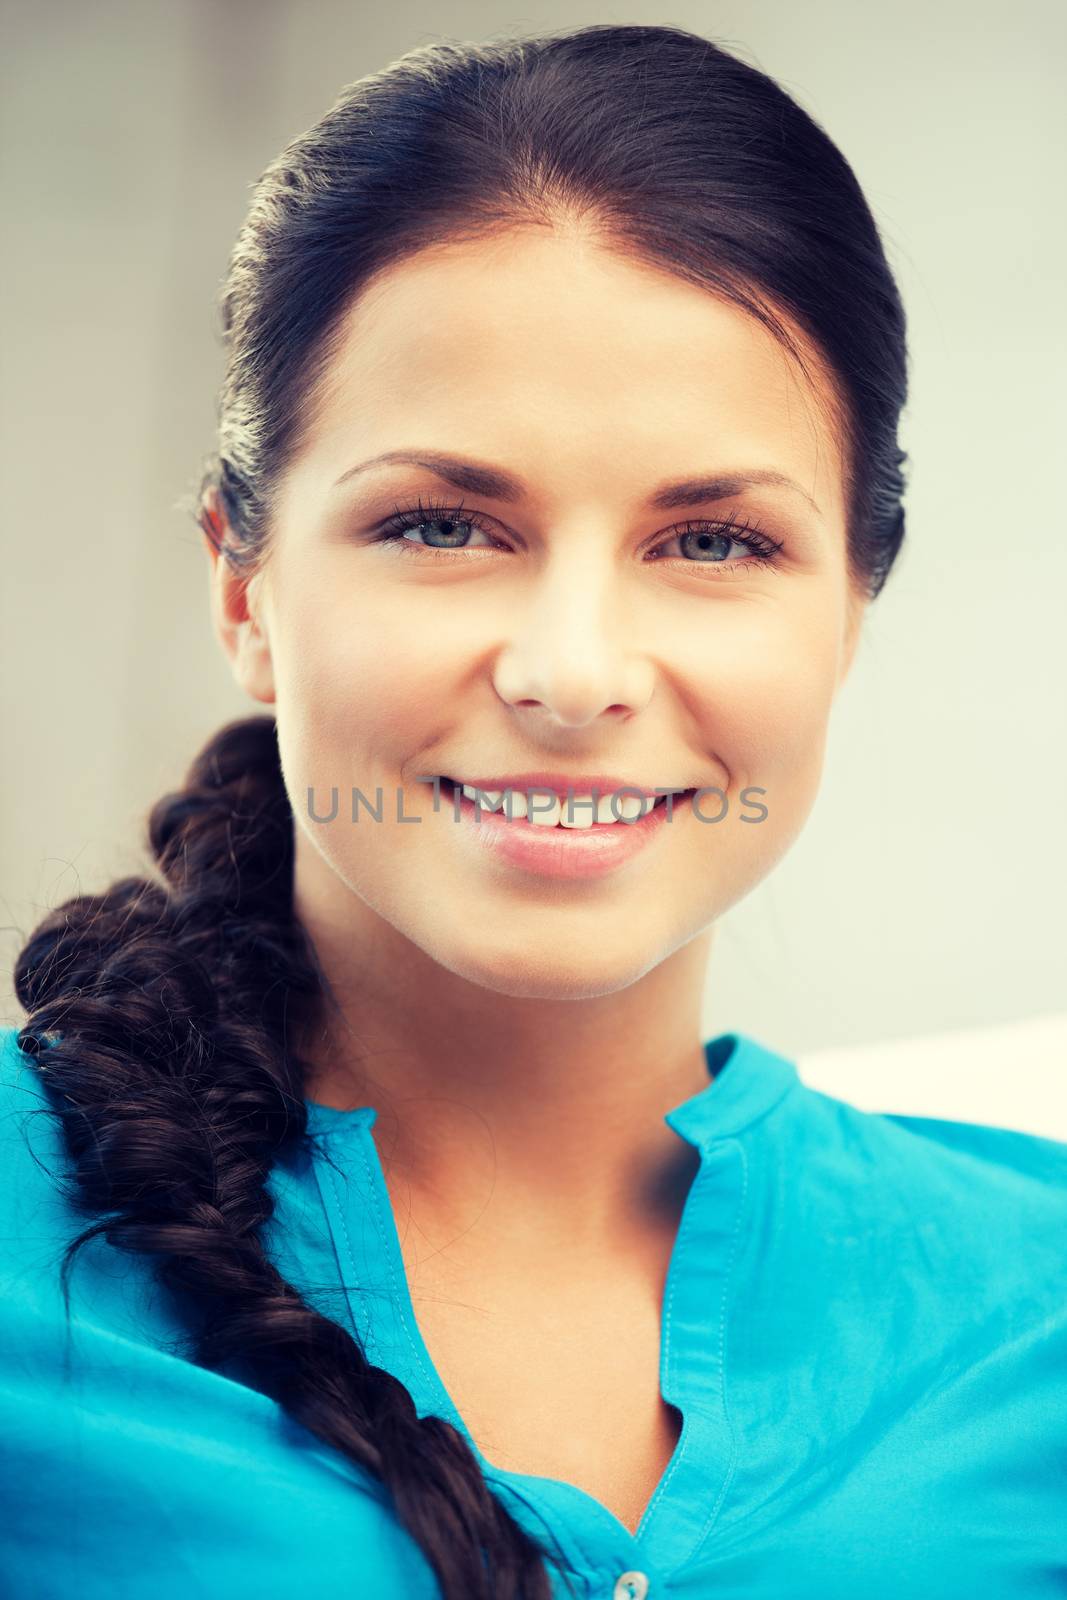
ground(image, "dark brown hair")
xmin=14 ymin=22 xmax=909 ymax=1598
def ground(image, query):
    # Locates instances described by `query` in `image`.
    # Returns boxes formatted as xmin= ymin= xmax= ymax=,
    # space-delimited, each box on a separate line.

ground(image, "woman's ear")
xmin=201 ymin=492 xmax=277 ymax=706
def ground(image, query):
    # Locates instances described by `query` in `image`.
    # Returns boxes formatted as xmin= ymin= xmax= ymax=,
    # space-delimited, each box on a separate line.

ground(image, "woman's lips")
xmin=438 ymin=778 xmax=694 ymax=880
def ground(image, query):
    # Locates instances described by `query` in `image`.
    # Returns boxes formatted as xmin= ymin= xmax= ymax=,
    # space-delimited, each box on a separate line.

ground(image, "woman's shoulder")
xmin=0 ymin=1021 xmax=443 ymax=1597
xmin=820 ymin=1081 xmax=1067 ymax=1196
xmin=790 ymin=1070 xmax=1067 ymax=1294
xmin=783 ymin=1023 xmax=1067 ymax=1190
xmin=874 ymin=1102 xmax=1067 ymax=1186
xmin=781 ymin=1038 xmax=1067 ymax=1186
xmin=872 ymin=1101 xmax=1067 ymax=1253
xmin=805 ymin=1067 xmax=1067 ymax=1187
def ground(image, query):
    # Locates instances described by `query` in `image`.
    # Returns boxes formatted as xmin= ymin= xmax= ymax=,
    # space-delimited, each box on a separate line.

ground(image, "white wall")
xmin=2 ymin=0 xmax=1064 ymax=1120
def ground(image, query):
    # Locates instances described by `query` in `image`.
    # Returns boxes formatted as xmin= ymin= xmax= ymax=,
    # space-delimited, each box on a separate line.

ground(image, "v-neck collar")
xmin=302 ymin=1033 xmax=801 ymax=1584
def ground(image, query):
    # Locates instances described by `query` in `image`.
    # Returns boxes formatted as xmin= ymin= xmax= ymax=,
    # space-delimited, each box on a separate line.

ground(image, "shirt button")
xmin=613 ymin=1573 xmax=650 ymax=1600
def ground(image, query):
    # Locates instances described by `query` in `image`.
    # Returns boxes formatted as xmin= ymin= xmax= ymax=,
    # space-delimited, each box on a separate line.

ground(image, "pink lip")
xmin=446 ymin=771 xmax=686 ymax=802
xmin=444 ymin=782 xmax=693 ymax=880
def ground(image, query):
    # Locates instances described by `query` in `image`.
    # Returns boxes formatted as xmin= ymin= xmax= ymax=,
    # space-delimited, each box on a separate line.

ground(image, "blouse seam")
xmin=674 ymin=1136 xmax=749 ymax=1570
xmin=352 ymin=1125 xmax=441 ymax=1399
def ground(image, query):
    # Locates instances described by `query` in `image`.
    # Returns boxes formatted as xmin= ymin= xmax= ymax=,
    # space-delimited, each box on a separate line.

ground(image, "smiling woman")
xmin=5 ymin=19 xmax=1066 ymax=1600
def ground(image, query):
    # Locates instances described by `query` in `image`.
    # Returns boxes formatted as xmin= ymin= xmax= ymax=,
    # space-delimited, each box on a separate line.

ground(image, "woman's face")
xmin=216 ymin=226 xmax=865 ymax=1001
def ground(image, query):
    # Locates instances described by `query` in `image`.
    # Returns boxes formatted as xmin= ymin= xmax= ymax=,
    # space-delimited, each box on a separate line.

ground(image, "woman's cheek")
xmin=701 ymin=620 xmax=838 ymax=855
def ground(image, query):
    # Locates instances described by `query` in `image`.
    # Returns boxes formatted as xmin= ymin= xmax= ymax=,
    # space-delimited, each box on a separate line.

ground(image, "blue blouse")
xmin=1 ymin=1019 xmax=1066 ymax=1598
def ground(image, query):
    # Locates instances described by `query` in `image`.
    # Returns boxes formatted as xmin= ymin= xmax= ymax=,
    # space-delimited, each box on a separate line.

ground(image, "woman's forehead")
xmin=298 ymin=229 xmax=847 ymax=517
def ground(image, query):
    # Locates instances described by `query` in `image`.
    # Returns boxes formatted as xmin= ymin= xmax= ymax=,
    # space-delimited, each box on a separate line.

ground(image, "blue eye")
xmin=371 ymin=494 xmax=785 ymax=574
xmin=380 ymin=498 xmax=500 ymax=551
xmin=646 ymin=517 xmax=785 ymax=569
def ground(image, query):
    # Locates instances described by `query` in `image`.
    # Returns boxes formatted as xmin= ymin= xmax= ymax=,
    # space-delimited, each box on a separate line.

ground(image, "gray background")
xmin=2 ymin=0 xmax=1064 ymax=1074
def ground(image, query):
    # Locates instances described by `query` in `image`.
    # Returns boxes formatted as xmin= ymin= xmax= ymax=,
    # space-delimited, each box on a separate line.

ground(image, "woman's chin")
xmin=425 ymin=937 xmax=664 ymax=1003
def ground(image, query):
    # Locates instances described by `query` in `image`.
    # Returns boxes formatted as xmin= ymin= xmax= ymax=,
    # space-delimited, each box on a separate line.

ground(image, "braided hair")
xmin=13 ymin=20 xmax=909 ymax=1597
xmin=15 ymin=714 xmax=566 ymax=1597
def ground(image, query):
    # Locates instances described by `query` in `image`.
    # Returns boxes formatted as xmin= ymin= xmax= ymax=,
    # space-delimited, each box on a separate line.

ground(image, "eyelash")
xmin=370 ymin=495 xmax=785 ymax=575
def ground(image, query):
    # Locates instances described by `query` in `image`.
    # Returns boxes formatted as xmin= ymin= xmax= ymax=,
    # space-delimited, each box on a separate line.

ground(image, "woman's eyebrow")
xmin=332 ymin=448 xmax=821 ymax=515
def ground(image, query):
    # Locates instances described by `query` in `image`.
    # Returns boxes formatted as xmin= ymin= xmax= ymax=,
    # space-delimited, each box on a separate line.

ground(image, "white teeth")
xmin=619 ymin=794 xmax=651 ymax=821
xmin=460 ymin=782 xmax=527 ymax=818
xmin=453 ymin=781 xmax=671 ymax=827
xmin=561 ymin=796 xmax=597 ymax=828
xmin=461 ymin=783 xmax=505 ymax=811
xmin=528 ymin=795 xmax=562 ymax=828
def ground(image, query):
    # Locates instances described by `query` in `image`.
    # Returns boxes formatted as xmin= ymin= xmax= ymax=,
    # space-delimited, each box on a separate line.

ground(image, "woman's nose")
xmin=491 ymin=569 xmax=655 ymax=729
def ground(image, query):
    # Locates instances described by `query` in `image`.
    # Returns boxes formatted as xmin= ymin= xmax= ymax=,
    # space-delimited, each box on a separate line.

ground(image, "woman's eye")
xmin=371 ymin=498 xmax=784 ymax=574
xmin=373 ymin=498 xmax=500 ymax=555
xmin=647 ymin=517 xmax=785 ymax=571
xmin=396 ymin=515 xmax=494 ymax=550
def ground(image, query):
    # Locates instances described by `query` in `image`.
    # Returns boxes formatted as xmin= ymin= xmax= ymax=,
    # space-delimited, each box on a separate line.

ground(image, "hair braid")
xmin=13 ymin=714 xmax=565 ymax=1599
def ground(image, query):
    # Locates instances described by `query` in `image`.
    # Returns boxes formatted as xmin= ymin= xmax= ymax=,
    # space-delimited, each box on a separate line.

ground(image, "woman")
xmin=3 ymin=21 xmax=1065 ymax=1600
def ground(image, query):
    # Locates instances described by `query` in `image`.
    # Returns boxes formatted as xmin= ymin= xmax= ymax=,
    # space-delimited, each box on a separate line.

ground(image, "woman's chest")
xmin=405 ymin=1255 xmax=684 ymax=1536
